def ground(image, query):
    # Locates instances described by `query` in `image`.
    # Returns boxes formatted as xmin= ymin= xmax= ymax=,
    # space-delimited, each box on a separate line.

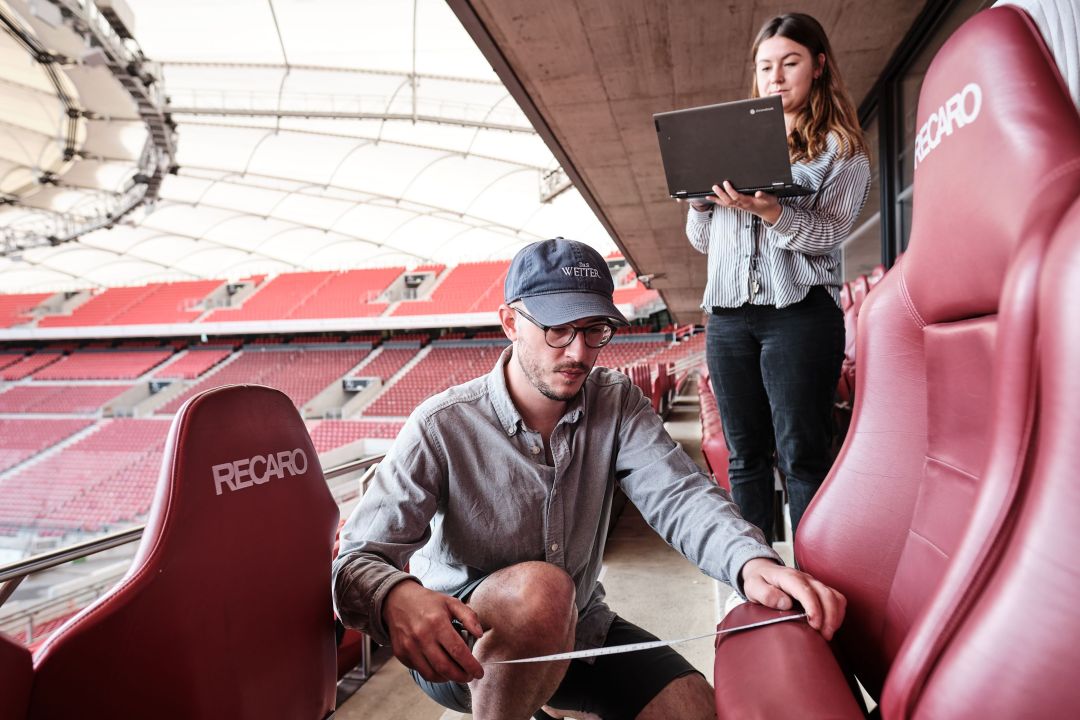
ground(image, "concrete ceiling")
xmin=449 ymin=0 xmax=928 ymax=323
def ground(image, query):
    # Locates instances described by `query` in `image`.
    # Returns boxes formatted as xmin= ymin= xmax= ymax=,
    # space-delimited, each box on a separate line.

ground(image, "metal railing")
xmin=0 ymin=453 xmax=384 ymax=609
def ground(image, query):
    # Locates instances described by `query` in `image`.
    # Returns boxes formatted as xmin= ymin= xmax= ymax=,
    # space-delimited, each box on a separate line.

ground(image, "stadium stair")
xmin=0 ymin=421 xmax=102 ymax=482
xmin=137 ymin=349 xmax=242 ymax=416
xmin=350 ymin=345 xmax=431 ymax=417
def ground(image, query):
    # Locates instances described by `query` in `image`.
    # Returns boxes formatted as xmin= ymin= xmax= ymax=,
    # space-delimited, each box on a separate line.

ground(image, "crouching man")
xmin=333 ymin=238 xmax=845 ymax=720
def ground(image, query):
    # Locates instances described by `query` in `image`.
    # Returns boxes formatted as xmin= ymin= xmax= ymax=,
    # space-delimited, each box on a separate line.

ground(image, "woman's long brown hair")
xmin=750 ymin=13 xmax=867 ymax=163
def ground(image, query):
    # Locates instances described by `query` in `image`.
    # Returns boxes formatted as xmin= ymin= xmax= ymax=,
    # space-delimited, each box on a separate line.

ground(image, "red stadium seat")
xmin=848 ymin=274 xmax=869 ymax=313
xmin=867 ymin=263 xmax=886 ymax=287
xmin=713 ymin=7 xmax=1080 ymax=718
xmin=835 ymin=263 xmax=891 ymax=446
xmin=29 ymin=385 xmax=339 ymax=719
xmin=885 ymin=196 xmax=1080 ymax=718
xmin=0 ymin=632 xmax=31 ymax=720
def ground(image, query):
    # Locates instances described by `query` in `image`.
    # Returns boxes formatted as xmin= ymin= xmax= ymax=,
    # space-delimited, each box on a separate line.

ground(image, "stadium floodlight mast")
xmin=0 ymin=0 xmax=176 ymax=257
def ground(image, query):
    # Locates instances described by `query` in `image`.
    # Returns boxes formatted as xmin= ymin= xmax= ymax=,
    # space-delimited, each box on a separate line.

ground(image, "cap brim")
xmin=521 ymin=292 xmax=629 ymax=327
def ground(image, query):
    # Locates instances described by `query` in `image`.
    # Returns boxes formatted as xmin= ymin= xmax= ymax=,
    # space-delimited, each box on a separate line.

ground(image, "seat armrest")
xmin=714 ymin=603 xmax=864 ymax=720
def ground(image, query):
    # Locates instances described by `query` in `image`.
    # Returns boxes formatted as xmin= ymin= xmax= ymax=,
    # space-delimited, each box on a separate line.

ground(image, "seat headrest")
xmin=903 ymin=6 xmax=1080 ymax=324
xmin=136 ymin=384 xmax=334 ymax=563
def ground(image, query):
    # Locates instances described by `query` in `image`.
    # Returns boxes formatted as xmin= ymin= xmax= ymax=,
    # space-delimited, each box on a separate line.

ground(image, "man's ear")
xmin=498 ymin=304 xmax=518 ymax=341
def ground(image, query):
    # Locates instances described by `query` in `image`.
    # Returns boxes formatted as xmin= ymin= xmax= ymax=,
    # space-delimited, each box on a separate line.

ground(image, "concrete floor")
xmin=336 ymin=384 xmax=791 ymax=719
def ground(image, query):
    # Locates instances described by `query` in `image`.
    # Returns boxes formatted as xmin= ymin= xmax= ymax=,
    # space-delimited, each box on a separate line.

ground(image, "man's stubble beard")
xmin=514 ymin=342 xmax=591 ymax=402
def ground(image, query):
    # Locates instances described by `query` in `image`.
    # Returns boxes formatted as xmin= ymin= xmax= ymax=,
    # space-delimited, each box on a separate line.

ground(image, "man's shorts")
xmin=408 ymin=577 xmax=702 ymax=719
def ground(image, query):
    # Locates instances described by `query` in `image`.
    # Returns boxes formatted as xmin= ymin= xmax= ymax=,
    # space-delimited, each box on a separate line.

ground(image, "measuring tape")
xmin=485 ymin=611 xmax=807 ymax=665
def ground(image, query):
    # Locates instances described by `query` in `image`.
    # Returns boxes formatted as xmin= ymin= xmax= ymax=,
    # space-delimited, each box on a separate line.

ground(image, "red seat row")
xmin=0 ymin=293 xmax=51 ymax=329
xmin=696 ymin=365 xmax=729 ymax=491
xmin=156 ymin=348 xmax=367 ymax=416
xmin=308 ymin=419 xmax=406 ymax=452
xmin=152 ymin=347 xmax=232 ymax=379
xmin=363 ymin=344 xmax=504 ymax=416
xmin=32 ymin=349 xmax=174 ymax=380
xmin=0 ymin=419 xmax=171 ymax=535
xmin=618 ymin=361 xmax=676 ymax=417
xmin=38 ymin=281 xmax=222 ymax=328
xmin=597 ymin=338 xmax=666 ymax=367
xmin=390 ymin=260 xmax=509 ymax=316
xmin=835 ymin=264 xmax=887 ymax=422
xmin=0 ymin=419 xmax=92 ymax=474
xmin=0 ymin=385 xmax=133 ymax=415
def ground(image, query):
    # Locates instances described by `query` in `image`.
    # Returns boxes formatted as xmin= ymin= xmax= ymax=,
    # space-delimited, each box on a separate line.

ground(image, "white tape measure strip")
xmin=485 ymin=612 xmax=807 ymax=665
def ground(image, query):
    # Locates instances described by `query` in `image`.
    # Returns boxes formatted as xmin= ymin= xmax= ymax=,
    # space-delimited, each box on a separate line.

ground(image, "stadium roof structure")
xmin=0 ymin=0 xmax=614 ymax=293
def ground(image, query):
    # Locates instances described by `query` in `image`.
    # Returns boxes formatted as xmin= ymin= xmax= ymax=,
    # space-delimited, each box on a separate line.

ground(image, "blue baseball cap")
xmin=504 ymin=237 xmax=628 ymax=326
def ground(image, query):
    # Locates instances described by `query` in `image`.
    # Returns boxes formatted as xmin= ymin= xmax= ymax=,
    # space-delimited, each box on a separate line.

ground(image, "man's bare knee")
xmin=465 ymin=562 xmax=577 ymax=718
xmin=473 ymin=561 xmax=576 ymax=624
xmin=469 ymin=561 xmax=576 ymax=659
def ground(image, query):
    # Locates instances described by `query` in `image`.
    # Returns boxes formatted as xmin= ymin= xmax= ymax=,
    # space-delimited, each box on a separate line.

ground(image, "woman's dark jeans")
xmin=705 ymin=286 xmax=845 ymax=542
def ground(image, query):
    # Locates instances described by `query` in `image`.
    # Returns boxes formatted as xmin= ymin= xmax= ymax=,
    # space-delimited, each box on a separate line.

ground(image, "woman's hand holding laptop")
xmin=689 ymin=181 xmax=782 ymax=225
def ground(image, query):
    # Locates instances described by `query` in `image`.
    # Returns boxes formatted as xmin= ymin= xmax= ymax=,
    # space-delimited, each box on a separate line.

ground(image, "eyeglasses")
xmin=514 ymin=307 xmax=617 ymax=349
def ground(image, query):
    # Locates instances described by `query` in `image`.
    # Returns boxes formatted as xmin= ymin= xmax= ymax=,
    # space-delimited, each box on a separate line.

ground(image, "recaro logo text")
xmin=212 ymin=448 xmax=308 ymax=496
xmin=914 ymin=82 xmax=982 ymax=170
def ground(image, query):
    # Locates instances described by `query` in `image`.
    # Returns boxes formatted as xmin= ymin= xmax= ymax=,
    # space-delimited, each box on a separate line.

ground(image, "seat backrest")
xmin=894 ymin=193 xmax=1080 ymax=720
xmin=0 ymin=632 xmax=31 ymax=720
xmin=898 ymin=195 xmax=1080 ymax=719
xmin=795 ymin=5 xmax=1080 ymax=700
xmin=30 ymin=385 xmax=339 ymax=719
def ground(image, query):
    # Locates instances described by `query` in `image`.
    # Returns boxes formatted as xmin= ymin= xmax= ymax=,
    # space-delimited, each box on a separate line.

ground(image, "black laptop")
xmin=653 ymin=95 xmax=813 ymax=199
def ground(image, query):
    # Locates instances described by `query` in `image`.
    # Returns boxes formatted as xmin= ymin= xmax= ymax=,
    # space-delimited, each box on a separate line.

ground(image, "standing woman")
xmin=686 ymin=13 xmax=871 ymax=542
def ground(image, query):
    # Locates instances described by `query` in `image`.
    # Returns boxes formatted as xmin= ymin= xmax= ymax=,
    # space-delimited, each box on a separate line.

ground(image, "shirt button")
xmin=530 ymin=445 xmax=541 ymax=454
xmin=550 ymin=543 xmax=559 ymax=552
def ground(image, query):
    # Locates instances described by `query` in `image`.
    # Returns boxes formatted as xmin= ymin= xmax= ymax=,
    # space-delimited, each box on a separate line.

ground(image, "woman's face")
xmin=755 ymin=35 xmax=823 ymax=115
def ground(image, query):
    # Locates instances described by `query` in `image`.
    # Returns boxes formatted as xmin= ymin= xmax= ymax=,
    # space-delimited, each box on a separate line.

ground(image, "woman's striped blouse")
xmin=685 ymin=132 xmax=872 ymax=309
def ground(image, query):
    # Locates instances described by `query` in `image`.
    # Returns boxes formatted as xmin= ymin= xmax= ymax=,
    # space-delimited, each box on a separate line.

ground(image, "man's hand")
xmin=382 ymin=579 xmax=486 ymax=684
xmin=740 ymin=558 xmax=846 ymax=641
